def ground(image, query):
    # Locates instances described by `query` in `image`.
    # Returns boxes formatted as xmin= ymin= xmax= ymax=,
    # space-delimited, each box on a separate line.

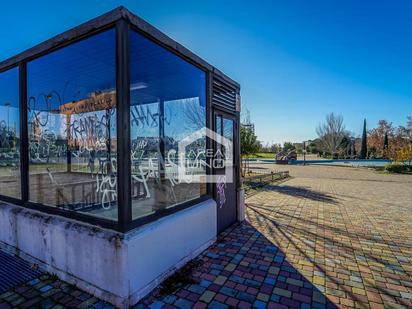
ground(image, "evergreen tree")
xmin=383 ymin=131 xmax=389 ymax=159
xmin=240 ymin=126 xmax=260 ymax=175
xmin=360 ymin=119 xmax=368 ymax=159
xmin=383 ymin=132 xmax=389 ymax=150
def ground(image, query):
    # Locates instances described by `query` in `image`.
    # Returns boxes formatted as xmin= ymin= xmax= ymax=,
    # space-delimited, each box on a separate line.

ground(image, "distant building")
xmin=293 ymin=142 xmax=303 ymax=150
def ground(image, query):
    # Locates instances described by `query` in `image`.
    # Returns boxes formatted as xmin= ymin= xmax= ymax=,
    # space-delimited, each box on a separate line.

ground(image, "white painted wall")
xmin=0 ymin=199 xmax=217 ymax=308
xmin=126 ymin=198 xmax=217 ymax=303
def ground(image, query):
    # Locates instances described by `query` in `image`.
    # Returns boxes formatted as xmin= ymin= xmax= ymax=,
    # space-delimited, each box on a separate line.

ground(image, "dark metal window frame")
xmin=127 ymin=25 xmax=212 ymax=231
xmin=0 ymin=7 xmax=240 ymax=233
xmin=0 ymin=66 xmax=21 ymax=205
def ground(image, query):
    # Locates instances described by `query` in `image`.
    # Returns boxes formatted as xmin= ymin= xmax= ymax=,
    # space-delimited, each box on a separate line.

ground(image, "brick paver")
xmin=139 ymin=165 xmax=412 ymax=308
xmin=1 ymin=165 xmax=411 ymax=308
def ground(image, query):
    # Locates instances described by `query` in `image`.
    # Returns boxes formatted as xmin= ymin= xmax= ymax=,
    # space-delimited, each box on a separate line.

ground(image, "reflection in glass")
xmin=0 ymin=68 xmax=20 ymax=198
xmin=130 ymin=30 xmax=207 ymax=219
xmin=223 ymin=118 xmax=234 ymax=164
xmin=27 ymin=29 xmax=118 ymax=220
xmin=215 ymin=115 xmax=223 ymax=168
xmin=214 ymin=116 xmax=234 ymax=167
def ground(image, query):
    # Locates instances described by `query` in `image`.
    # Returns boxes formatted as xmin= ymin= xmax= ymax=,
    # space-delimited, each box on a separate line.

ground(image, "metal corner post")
xmin=19 ymin=62 xmax=29 ymax=202
xmin=236 ymin=91 xmax=241 ymax=191
xmin=116 ymin=19 xmax=132 ymax=232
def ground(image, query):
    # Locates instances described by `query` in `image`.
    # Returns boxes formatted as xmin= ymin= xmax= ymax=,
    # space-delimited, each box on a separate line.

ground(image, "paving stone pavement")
xmin=1 ymin=165 xmax=411 ymax=308
xmin=138 ymin=165 xmax=412 ymax=308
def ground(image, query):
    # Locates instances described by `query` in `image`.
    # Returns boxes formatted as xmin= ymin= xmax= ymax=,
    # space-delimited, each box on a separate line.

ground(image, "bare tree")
xmin=183 ymin=101 xmax=206 ymax=131
xmin=316 ymin=113 xmax=347 ymax=156
xmin=241 ymin=108 xmax=252 ymax=125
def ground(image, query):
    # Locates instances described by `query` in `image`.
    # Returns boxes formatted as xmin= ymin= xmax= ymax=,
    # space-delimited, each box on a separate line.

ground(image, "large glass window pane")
xmin=223 ymin=118 xmax=234 ymax=165
xmin=130 ymin=30 xmax=207 ymax=220
xmin=27 ymin=29 xmax=118 ymax=221
xmin=0 ymin=68 xmax=20 ymax=199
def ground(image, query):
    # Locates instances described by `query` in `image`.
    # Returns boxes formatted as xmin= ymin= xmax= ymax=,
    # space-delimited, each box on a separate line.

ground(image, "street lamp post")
xmin=303 ymin=141 xmax=306 ymax=166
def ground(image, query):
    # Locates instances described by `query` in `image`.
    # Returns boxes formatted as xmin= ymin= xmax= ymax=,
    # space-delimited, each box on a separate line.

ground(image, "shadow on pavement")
xmin=247 ymin=202 xmax=412 ymax=308
xmin=137 ymin=221 xmax=339 ymax=308
xmin=263 ymin=184 xmax=339 ymax=205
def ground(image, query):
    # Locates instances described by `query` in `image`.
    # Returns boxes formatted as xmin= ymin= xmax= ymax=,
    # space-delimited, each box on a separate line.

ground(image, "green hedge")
xmin=384 ymin=163 xmax=411 ymax=174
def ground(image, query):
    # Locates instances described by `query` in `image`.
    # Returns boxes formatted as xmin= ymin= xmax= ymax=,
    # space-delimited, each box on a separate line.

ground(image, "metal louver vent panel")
xmin=212 ymin=77 xmax=239 ymax=112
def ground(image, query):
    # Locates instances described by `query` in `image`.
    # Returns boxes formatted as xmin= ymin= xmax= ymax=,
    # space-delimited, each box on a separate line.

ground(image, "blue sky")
xmin=1 ymin=0 xmax=411 ymax=144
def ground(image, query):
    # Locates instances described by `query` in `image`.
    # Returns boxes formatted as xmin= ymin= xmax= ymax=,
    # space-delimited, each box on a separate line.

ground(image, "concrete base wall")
xmin=127 ymin=199 xmax=217 ymax=304
xmin=0 ymin=199 xmax=217 ymax=308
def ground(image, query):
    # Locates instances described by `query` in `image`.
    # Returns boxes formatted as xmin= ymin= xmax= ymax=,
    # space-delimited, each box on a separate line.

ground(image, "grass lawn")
xmin=251 ymin=152 xmax=275 ymax=159
xmin=248 ymin=153 xmax=325 ymax=161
